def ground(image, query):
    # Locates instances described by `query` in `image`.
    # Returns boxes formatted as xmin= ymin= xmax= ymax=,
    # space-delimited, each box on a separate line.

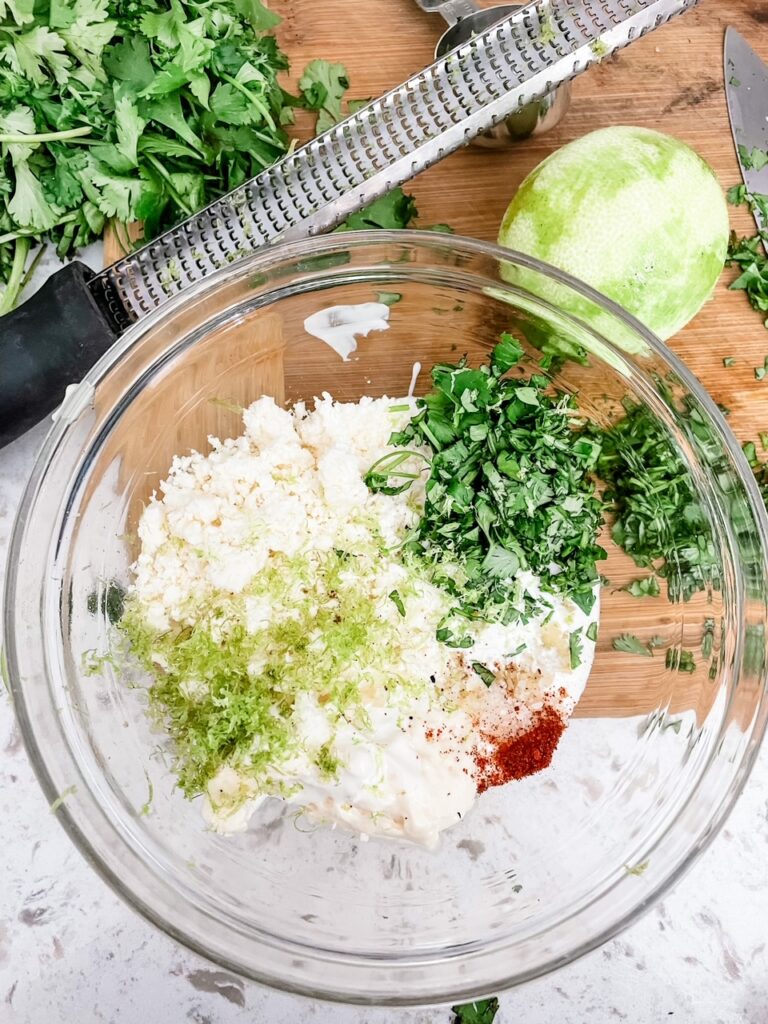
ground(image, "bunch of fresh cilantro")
xmin=0 ymin=0 xmax=303 ymax=311
xmin=0 ymin=0 xmax=443 ymax=315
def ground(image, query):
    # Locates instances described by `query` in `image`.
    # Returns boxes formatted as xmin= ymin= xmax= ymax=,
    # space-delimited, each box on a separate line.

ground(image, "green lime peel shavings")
xmin=121 ymin=549 xmax=418 ymax=797
xmin=365 ymin=337 xmax=606 ymax=639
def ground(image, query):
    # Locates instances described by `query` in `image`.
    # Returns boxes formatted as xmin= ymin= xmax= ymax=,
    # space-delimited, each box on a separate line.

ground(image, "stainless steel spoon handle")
xmin=413 ymin=0 xmax=480 ymax=25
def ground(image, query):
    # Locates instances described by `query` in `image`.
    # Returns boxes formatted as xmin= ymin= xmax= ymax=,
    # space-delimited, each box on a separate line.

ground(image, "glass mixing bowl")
xmin=5 ymin=232 xmax=768 ymax=1005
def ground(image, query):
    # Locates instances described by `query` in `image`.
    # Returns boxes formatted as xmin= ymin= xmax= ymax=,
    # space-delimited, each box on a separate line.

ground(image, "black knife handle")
xmin=0 ymin=262 xmax=117 ymax=449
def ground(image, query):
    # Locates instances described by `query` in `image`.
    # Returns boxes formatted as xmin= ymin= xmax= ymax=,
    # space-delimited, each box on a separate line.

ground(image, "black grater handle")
xmin=0 ymin=262 xmax=117 ymax=449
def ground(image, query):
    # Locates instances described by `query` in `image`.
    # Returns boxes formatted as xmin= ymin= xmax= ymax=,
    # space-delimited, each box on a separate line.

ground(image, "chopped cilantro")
xmin=299 ymin=60 xmax=350 ymax=134
xmin=755 ymin=366 xmax=767 ymax=381
xmin=743 ymin=441 xmax=759 ymax=467
xmin=367 ymin=339 xmax=606 ymax=630
xmin=471 ymin=661 xmax=496 ymax=687
xmin=723 ymin=357 xmax=736 ymax=367
xmin=665 ymin=647 xmax=696 ymax=673
xmin=315 ymin=742 xmax=340 ymax=778
xmin=377 ymin=291 xmax=402 ymax=307
xmin=612 ymin=634 xmax=655 ymax=656
xmin=569 ymin=629 xmax=583 ymax=669
xmin=590 ymin=393 xmax=720 ymax=602
xmin=86 ymin=581 xmax=126 ymax=624
xmin=761 ymin=432 xmax=768 ymax=451
xmin=622 ymin=576 xmax=660 ymax=598
xmin=662 ymin=717 xmax=682 ymax=734
xmin=451 ymin=999 xmax=500 ymax=1024
xmin=738 ymin=145 xmax=768 ymax=172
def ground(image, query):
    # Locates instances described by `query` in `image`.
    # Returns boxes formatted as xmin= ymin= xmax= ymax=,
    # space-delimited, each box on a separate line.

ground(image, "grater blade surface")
xmin=92 ymin=0 xmax=698 ymax=329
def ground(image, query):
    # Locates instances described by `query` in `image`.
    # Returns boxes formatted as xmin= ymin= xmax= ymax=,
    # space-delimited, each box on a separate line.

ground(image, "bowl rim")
xmin=6 ymin=228 xmax=768 ymax=1005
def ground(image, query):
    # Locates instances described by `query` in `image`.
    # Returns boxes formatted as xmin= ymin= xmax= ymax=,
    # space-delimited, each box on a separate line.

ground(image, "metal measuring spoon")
xmin=413 ymin=0 xmax=571 ymax=148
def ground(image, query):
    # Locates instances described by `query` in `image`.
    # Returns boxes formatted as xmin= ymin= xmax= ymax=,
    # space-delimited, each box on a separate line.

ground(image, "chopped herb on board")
xmin=665 ymin=647 xmax=696 ymax=673
xmin=723 ymin=357 xmax=736 ymax=367
xmin=622 ymin=576 xmax=660 ymax=598
xmin=451 ymin=999 xmax=500 ymax=1024
xmin=612 ymin=633 xmax=654 ymax=656
xmin=591 ymin=395 xmax=719 ymax=602
xmin=613 ymin=634 xmax=665 ymax=657
xmin=299 ymin=60 xmax=350 ymax=133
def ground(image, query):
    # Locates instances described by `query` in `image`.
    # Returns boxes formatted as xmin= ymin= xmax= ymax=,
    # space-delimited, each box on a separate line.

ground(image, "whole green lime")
xmin=498 ymin=126 xmax=729 ymax=340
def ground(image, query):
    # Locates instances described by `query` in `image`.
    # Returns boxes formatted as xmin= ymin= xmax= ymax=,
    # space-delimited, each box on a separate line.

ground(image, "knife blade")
xmin=0 ymin=0 xmax=699 ymax=450
xmin=725 ymin=27 xmax=768 ymax=240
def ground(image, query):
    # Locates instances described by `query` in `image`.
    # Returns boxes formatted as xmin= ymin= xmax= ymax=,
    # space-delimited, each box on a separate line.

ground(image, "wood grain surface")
xmin=102 ymin=0 xmax=768 ymax=720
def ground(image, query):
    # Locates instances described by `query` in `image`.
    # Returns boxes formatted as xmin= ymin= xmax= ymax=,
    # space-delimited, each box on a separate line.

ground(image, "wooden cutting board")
xmin=103 ymin=0 xmax=767 ymax=719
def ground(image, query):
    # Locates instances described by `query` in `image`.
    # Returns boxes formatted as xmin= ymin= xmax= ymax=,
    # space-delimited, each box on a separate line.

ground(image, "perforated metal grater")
xmin=1 ymin=0 xmax=698 ymax=448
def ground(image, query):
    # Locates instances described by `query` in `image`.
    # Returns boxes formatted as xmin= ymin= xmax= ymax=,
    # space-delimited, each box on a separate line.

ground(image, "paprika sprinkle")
xmin=473 ymin=703 xmax=567 ymax=793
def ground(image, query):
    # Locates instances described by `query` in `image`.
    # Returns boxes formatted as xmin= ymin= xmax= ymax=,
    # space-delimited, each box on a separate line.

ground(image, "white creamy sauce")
xmin=408 ymin=361 xmax=421 ymax=398
xmin=130 ymin=394 xmax=598 ymax=848
xmin=303 ymin=302 xmax=391 ymax=360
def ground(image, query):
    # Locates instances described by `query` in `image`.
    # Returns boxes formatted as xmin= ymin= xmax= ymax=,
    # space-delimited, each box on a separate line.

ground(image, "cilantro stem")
xmin=18 ymin=243 xmax=45 ymax=295
xmin=0 ymin=237 xmax=29 ymax=315
xmin=142 ymin=154 xmax=194 ymax=216
xmin=221 ymin=72 xmax=276 ymax=131
xmin=0 ymin=126 xmax=93 ymax=143
xmin=0 ymin=211 xmax=79 ymax=245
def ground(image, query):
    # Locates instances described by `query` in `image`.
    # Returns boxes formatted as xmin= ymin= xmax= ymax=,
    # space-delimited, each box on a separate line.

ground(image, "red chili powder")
xmin=474 ymin=704 xmax=566 ymax=793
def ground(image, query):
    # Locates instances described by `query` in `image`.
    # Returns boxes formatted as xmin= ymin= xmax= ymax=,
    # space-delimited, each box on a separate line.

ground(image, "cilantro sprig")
xmin=366 ymin=337 xmax=606 ymax=632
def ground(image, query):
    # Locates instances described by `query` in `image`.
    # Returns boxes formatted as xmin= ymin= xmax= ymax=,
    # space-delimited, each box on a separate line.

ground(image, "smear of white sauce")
xmin=408 ymin=362 xmax=421 ymax=398
xmin=303 ymin=303 xmax=390 ymax=361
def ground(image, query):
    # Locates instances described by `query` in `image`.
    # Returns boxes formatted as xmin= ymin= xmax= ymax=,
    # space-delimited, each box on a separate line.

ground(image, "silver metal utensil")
xmin=413 ymin=0 xmax=571 ymax=146
xmin=725 ymin=27 xmax=768 ymax=246
xmin=1 ymin=0 xmax=699 ymax=449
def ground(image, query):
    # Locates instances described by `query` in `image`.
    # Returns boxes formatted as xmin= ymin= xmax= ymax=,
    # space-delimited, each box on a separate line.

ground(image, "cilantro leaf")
xmin=299 ymin=59 xmax=349 ymax=133
xmin=492 ymin=332 xmax=524 ymax=374
xmin=338 ymin=187 xmax=418 ymax=231
xmin=451 ymin=999 xmax=500 ymax=1024
xmin=114 ymin=94 xmax=145 ymax=166
xmin=569 ymin=629 xmax=583 ymax=669
xmin=612 ymin=634 xmax=654 ymax=656
xmin=738 ymin=145 xmax=768 ymax=172
xmin=8 ymin=160 xmax=61 ymax=230
xmin=471 ymin=662 xmax=496 ymax=687
xmin=9 ymin=26 xmax=71 ymax=85
xmin=103 ymin=35 xmax=155 ymax=89
xmin=622 ymin=576 xmax=660 ymax=598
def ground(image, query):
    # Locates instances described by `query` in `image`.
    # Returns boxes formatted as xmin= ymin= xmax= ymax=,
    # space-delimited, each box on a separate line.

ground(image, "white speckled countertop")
xmin=1 ymin=424 xmax=767 ymax=1024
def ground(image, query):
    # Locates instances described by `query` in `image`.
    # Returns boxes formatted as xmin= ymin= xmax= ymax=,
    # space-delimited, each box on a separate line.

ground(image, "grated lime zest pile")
xmin=121 ymin=546 xmax=432 ymax=796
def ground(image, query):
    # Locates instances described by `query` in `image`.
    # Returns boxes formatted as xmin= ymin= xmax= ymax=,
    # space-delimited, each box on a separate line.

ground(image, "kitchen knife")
xmin=0 ymin=0 xmax=698 ymax=450
xmin=725 ymin=27 xmax=768 ymax=241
